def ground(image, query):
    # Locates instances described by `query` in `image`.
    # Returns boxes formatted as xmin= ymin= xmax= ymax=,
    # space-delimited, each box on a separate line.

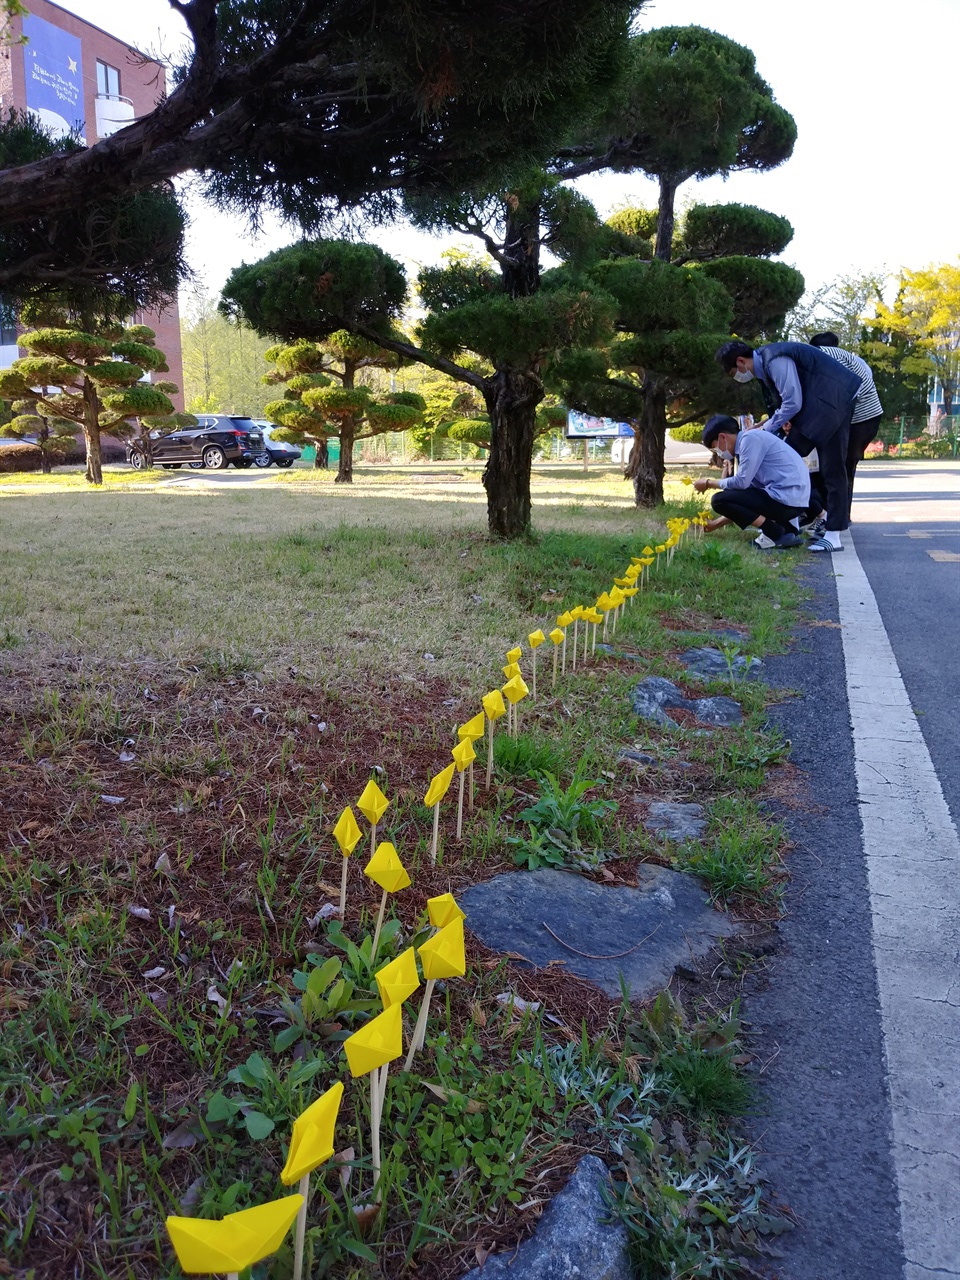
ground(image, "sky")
xmin=53 ymin=0 xmax=960 ymax=308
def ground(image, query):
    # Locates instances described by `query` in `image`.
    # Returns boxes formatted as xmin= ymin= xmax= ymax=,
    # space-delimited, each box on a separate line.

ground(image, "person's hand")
xmin=693 ymin=478 xmax=710 ymax=494
xmin=720 ymin=459 xmax=733 ymax=478
xmin=782 ymin=421 xmax=792 ymax=435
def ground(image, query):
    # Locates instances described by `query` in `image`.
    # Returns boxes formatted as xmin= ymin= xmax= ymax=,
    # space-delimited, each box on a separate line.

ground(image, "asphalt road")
xmin=745 ymin=461 xmax=960 ymax=1280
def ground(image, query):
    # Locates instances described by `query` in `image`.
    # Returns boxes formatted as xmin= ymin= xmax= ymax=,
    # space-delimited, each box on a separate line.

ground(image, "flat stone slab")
xmin=459 ymin=1155 xmax=631 ymax=1280
xmin=461 ymin=866 xmax=737 ymax=999
xmin=632 ymin=676 xmax=742 ymax=727
xmin=679 ymin=646 xmax=762 ymax=681
xmin=644 ymin=800 xmax=707 ymax=841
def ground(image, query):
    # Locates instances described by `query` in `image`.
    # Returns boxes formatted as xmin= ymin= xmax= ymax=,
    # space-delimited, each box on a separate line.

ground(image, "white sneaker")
xmin=754 ymin=532 xmax=777 ymax=550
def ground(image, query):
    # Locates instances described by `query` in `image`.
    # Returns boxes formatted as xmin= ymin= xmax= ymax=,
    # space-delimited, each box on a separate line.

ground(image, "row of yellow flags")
xmin=164 ymin=513 xmax=706 ymax=1276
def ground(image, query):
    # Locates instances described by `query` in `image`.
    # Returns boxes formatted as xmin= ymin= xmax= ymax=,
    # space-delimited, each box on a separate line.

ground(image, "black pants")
xmin=712 ymin=486 xmax=810 ymax=540
xmin=847 ymin=415 xmax=882 ymax=519
xmin=784 ymin=413 xmax=851 ymax=531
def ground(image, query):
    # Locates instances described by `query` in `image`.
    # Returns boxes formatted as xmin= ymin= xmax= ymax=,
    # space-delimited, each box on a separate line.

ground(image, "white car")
xmin=252 ymin=421 xmax=301 ymax=469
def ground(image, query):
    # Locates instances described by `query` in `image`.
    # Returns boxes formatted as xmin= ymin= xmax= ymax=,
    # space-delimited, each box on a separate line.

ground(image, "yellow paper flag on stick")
xmin=280 ymin=1081 xmax=343 ymax=1280
xmin=501 ymin=673 xmax=529 ymax=737
xmin=344 ymin=1002 xmax=403 ymax=1078
xmin=281 ymin=1081 xmax=343 ymax=1185
xmin=451 ymin=739 xmax=476 ymax=841
xmin=549 ymin=626 xmax=564 ymax=689
xmin=502 ymin=661 xmax=521 ymax=680
xmin=375 ymin=947 xmax=420 ymax=1008
xmin=356 ymin=780 xmax=389 ymax=828
xmin=528 ymin=629 xmax=545 ymax=699
xmin=505 ymin=646 xmax=522 ymax=663
xmin=482 ymin=688 xmax=507 ymax=790
xmin=427 ymin=892 xmax=466 ymax=929
xmin=405 ymin=918 xmax=466 ymax=1070
xmin=424 ymin=763 xmax=455 ymax=865
xmin=364 ymin=841 xmax=411 ymax=963
xmin=332 ymin=806 xmax=362 ymax=916
xmin=458 ymin=712 xmax=485 ymax=741
xmin=166 ymin=1195 xmax=304 ymax=1276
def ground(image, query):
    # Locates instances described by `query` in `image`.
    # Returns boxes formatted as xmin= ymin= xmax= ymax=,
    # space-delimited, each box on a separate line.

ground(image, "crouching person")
xmin=694 ymin=414 xmax=821 ymax=550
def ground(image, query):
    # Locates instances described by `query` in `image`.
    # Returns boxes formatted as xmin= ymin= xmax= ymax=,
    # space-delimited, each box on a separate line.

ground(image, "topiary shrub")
xmin=668 ymin=423 xmax=705 ymax=444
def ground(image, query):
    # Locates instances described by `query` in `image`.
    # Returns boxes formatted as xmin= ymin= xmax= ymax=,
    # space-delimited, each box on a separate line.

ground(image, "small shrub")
xmin=507 ymin=765 xmax=618 ymax=869
xmin=494 ymin=731 xmax=571 ymax=780
xmin=668 ymin=422 xmax=705 ymax=444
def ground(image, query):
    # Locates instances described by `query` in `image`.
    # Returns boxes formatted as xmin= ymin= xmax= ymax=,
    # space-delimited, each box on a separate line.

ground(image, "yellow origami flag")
xmin=482 ymin=689 xmax=507 ymax=721
xmin=451 ymin=738 xmax=476 ymax=772
xmin=427 ymin=892 xmax=466 ymax=928
xmin=528 ymin=629 xmax=545 ymax=649
xmin=424 ymin=762 xmax=455 ymax=807
xmin=622 ymin=586 xmax=638 ymax=599
xmin=613 ymin=576 xmax=632 ymax=587
xmin=280 ymin=1082 xmax=344 ymax=1185
xmin=596 ymin=592 xmax=611 ymax=611
xmin=505 ymin=646 xmax=522 ymax=663
xmin=364 ymin=841 xmax=411 ymax=893
xmin=166 ymin=1195 xmax=304 ymax=1275
xmin=571 ymin=605 xmax=584 ymax=620
xmin=458 ymin=712 xmax=485 ymax=740
xmin=642 ymin=545 xmax=654 ymax=555
xmin=556 ymin=610 xmax=573 ymax=628
xmin=418 ymin=917 xmax=466 ymax=980
xmin=502 ymin=673 xmax=529 ymax=704
xmin=680 ymin=475 xmax=693 ymax=485
xmin=502 ymin=661 xmax=521 ymax=679
xmin=548 ymin=627 xmax=564 ymax=646
xmin=655 ymin=543 xmax=666 ymax=553
xmin=357 ymin=779 xmax=389 ymax=827
xmin=375 ymin=947 xmax=420 ymax=1008
xmin=332 ymin=806 xmax=362 ymax=857
xmin=343 ymin=1002 xmax=403 ymax=1077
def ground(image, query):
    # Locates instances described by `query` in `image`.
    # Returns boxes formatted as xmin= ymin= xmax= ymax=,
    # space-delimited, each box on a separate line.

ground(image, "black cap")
xmin=702 ymin=414 xmax=739 ymax=449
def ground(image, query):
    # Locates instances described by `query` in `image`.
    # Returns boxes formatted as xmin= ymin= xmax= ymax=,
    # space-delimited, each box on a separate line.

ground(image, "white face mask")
xmin=718 ymin=448 xmax=734 ymax=461
xmin=733 ymin=370 xmax=754 ymax=384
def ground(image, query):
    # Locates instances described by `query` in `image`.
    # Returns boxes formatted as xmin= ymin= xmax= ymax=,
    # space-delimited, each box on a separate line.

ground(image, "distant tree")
xmin=0 ymin=394 xmax=76 ymax=473
xmin=0 ymin=306 xmax=178 ymax=484
xmin=870 ymin=263 xmax=960 ymax=418
xmin=261 ymin=335 xmax=425 ymax=484
xmin=180 ymin=286 xmax=277 ymax=416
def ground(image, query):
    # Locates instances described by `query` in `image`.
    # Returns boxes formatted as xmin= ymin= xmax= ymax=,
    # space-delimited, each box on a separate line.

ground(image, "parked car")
xmin=127 ymin=416 xmax=265 ymax=470
xmin=251 ymin=421 xmax=301 ymax=469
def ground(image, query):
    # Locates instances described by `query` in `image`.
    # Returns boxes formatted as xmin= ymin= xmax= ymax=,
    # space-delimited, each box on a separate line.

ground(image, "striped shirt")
xmin=820 ymin=346 xmax=883 ymax=423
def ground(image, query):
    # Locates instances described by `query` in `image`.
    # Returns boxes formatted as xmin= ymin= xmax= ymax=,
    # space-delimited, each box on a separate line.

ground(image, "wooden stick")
xmin=552 ymin=645 xmax=558 ymax=688
xmin=370 ymin=822 xmax=376 ymax=861
xmin=583 ymin=618 xmax=589 ymax=664
xmin=592 ymin=620 xmax=597 ymax=655
xmin=514 ymin=700 xmax=520 ymax=736
xmin=468 ymin=760 xmax=475 ymax=812
xmin=571 ymin=618 xmax=578 ymax=670
xmin=370 ymin=888 xmax=388 ymax=964
xmin=339 ymin=854 xmax=348 ymax=917
xmin=370 ymin=1068 xmax=382 ymax=1191
xmin=403 ymin=978 xmax=436 ymax=1070
xmin=456 ymin=770 xmax=465 ymax=841
xmin=292 ymin=1171 xmax=311 ymax=1280
xmin=603 ymin=610 xmax=609 ymax=641
xmin=486 ymin=722 xmax=494 ymax=789
xmin=532 ymin=649 xmax=538 ymax=701
xmin=429 ymin=803 xmax=440 ymax=865
xmin=561 ymin=631 xmax=567 ymax=675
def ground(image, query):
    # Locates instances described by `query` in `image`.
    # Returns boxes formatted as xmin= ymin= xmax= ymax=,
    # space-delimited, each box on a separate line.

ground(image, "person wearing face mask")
xmin=693 ymin=414 xmax=823 ymax=550
xmin=715 ymin=339 xmax=861 ymax=553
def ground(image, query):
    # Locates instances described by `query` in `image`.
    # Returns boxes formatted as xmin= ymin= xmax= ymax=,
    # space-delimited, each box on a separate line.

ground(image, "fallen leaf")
xmin=207 ymin=984 xmax=228 ymax=1015
xmin=333 ymin=1146 xmax=355 ymax=1193
xmin=127 ymin=905 xmax=151 ymax=921
xmin=0 ymin=989 xmax=29 ymax=1012
xmin=162 ymin=1119 xmax=202 ymax=1150
xmin=423 ymin=1081 xmax=486 ymax=1113
xmin=101 ymin=794 xmax=126 ymax=805
xmin=470 ymin=1001 xmax=487 ymax=1029
xmin=495 ymin=993 xmax=540 ymax=1015
xmin=154 ymin=852 xmax=173 ymax=875
xmin=179 ymin=1175 xmax=205 ymax=1211
xmin=143 ymin=966 xmax=166 ymax=980
xmin=475 ymin=1246 xmax=492 ymax=1267
xmin=352 ymin=1203 xmax=379 ymax=1234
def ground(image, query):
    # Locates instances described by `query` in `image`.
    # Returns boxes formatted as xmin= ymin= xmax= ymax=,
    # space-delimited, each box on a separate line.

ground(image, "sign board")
xmin=565 ymin=410 xmax=633 ymax=439
xmin=23 ymin=14 xmax=85 ymax=140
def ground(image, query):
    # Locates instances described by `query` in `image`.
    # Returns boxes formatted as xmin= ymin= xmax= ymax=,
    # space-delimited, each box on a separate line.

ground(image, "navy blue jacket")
xmin=758 ymin=341 xmax=861 ymax=444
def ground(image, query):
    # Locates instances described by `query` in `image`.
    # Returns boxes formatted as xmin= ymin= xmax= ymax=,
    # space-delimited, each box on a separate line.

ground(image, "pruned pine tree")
xmin=0 ymin=395 xmax=76 ymax=473
xmin=262 ymin=335 xmax=424 ymax=483
xmin=0 ymin=314 xmax=177 ymax=484
xmin=550 ymin=201 xmax=804 ymax=505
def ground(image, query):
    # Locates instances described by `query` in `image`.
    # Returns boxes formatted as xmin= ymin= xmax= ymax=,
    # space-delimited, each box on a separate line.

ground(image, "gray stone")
xmin=669 ymin=627 xmax=745 ymax=644
xmin=459 ymin=1155 xmax=631 ymax=1280
xmin=679 ymin=646 xmax=762 ymax=682
xmin=460 ymin=866 xmax=737 ymax=999
xmin=631 ymin=676 xmax=742 ymax=728
xmin=644 ymin=800 xmax=707 ymax=841
xmin=595 ymin=643 xmax=644 ymax=661
xmin=618 ymin=748 xmax=658 ymax=764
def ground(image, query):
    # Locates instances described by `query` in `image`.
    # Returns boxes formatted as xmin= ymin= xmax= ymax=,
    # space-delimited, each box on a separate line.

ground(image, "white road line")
xmin=836 ymin=533 xmax=960 ymax=1280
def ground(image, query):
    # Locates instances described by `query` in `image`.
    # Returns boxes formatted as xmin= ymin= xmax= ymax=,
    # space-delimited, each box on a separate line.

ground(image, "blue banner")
xmin=23 ymin=14 xmax=84 ymax=140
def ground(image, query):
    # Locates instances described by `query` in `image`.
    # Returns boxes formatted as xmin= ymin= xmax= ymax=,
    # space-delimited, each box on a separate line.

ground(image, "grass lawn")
xmin=0 ymin=462 xmax=802 ymax=1278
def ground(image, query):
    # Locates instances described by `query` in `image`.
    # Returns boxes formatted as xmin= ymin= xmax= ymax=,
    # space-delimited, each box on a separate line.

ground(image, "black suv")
xmin=128 ymin=416 xmax=265 ymax=470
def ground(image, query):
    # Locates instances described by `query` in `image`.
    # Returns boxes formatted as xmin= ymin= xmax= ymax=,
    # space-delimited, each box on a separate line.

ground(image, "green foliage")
xmin=669 ymin=422 xmax=705 ymax=444
xmin=607 ymin=206 xmax=658 ymax=242
xmin=678 ymin=797 xmax=786 ymax=902
xmin=180 ymin=286 xmax=278 ymax=416
xmin=698 ymin=256 xmax=805 ymax=335
xmin=507 ymin=766 xmax=617 ymax=869
xmin=680 ymin=203 xmax=793 ymax=262
xmin=220 ymin=241 xmax=408 ymax=341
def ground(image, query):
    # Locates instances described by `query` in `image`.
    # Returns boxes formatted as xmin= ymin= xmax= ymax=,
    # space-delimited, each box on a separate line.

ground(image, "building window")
xmin=96 ymin=61 xmax=121 ymax=98
xmin=0 ymin=297 xmax=17 ymax=346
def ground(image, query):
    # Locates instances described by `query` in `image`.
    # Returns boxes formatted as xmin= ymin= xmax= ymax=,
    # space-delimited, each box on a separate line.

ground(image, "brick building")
xmin=0 ymin=0 xmax=184 ymax=408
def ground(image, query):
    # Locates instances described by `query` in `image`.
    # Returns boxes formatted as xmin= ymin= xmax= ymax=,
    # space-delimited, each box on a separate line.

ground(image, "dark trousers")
xmin=847 ymin=415 xmax=882 ymax=519
xmin=711 ymin=486 xmax=811 ymax=541
xmin=785 ymin=412 xmax=852 ymax=531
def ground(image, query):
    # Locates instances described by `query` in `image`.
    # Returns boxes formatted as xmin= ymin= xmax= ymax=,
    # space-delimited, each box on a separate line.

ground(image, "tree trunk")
xmin=482 ymin=366 xmax=542 ymax=538
xmin=502 ymin=194 xmax=541 ymax=297
xmin=626 ymin=379 xmax=667 ymax=507
xmin=655 ymin=175 xmax=678 ymax=262
xmin=82 ymin=377 xmax=103 ymax=485
xmin=336 ymin=423 xmax=354 ymax=483
xmin=140 ymin=429 xmax=155 ymax=467
xmin=38 ymin=424 xmax=52 ymax=474
xmin=313 ymin=439 xmax=329 ymax=469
